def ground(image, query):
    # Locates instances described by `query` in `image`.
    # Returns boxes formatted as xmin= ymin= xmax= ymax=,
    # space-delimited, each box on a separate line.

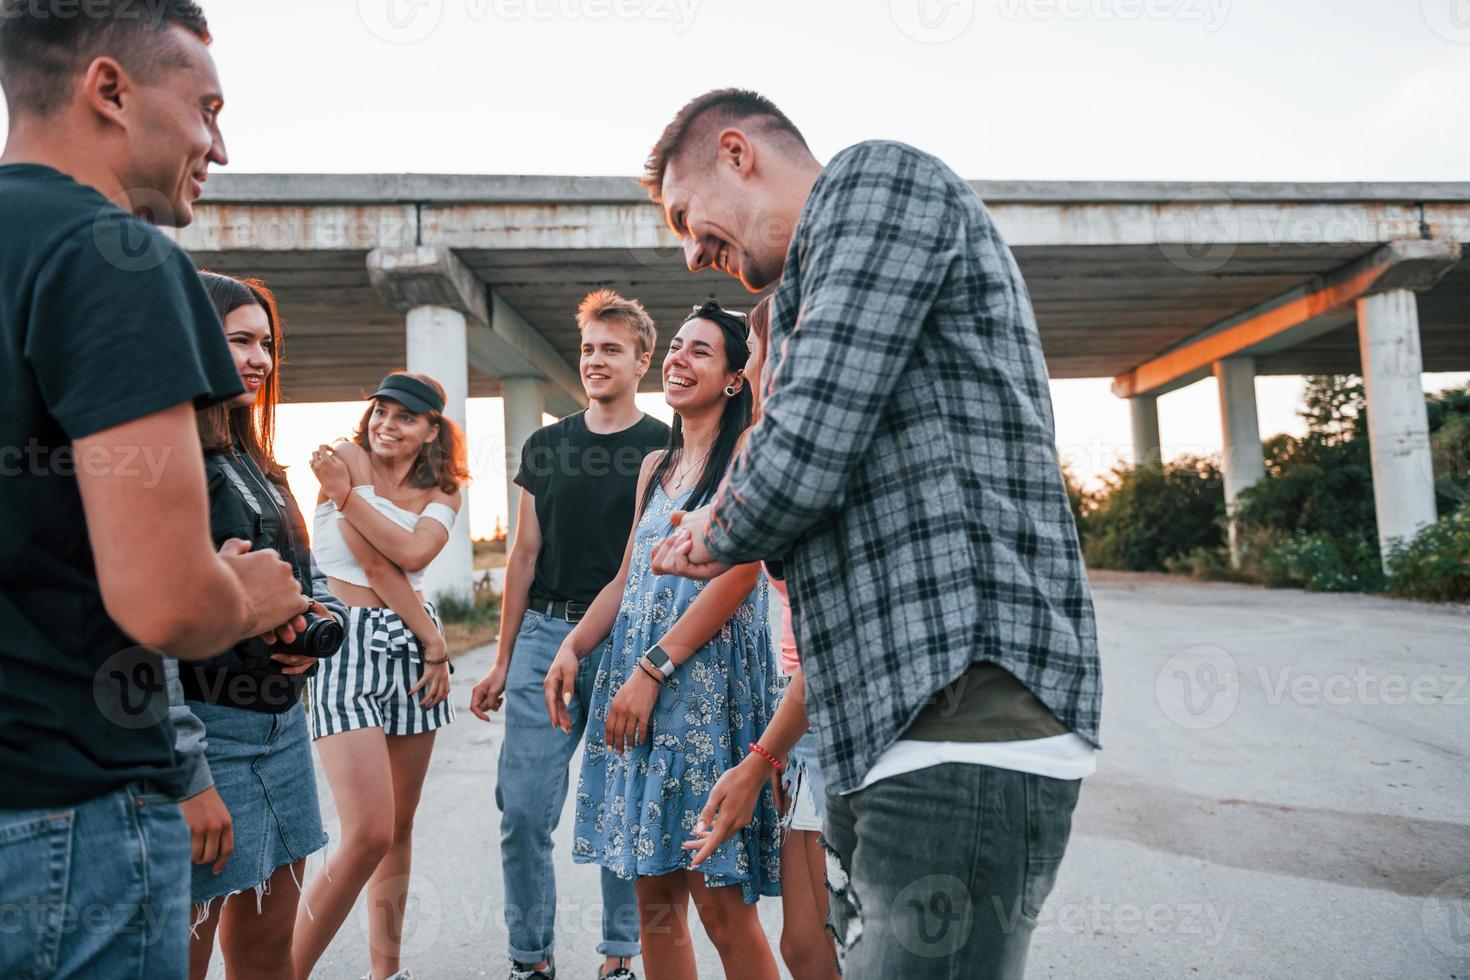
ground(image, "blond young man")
xmin=470 ymin=290 xmax=670 ymax=980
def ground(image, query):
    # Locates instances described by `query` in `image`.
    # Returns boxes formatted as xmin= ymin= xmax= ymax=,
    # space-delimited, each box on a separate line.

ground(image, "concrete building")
xmin=178 ymin=176 xmax=1470 ymax=597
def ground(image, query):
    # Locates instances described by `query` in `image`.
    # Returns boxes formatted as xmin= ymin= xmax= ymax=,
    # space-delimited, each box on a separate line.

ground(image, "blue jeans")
xmin=0 ymin=783 xmax=190 ymax=979
xmin=495 ymin=609 xmax=640 ymax=962
xmin=822 ymin=763 xmax=1081 ymax=980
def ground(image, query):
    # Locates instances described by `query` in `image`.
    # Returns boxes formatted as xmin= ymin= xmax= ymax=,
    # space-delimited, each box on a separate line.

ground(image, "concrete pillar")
xmin=1214 ymin=357 xmax=1266 ymax=566
xmin=406 ymin=306 xmax=473 ymax=604
xmin=502 ymin=377 xmax=545 ymax=549
xmin=1130 ymin=395 xmax=1162 ymax=468
xmin=1358 ymin=289 xmax=1436 ymax=566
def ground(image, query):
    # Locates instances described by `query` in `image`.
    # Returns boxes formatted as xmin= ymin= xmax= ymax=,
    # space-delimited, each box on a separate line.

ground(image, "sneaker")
xmin=360 ymin=972 xmax=415 ymax=980
xmin=510 ymin=956 xmax=556 ymax=980
xmin=599 ymin=958 xmax=636 ymax=980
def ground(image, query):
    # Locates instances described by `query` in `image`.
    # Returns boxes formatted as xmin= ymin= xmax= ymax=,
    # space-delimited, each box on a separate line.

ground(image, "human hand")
xmin=543 ymin=643 xmax=580 ymax=733
xmin=309 ymin=443 xmax=351 ymax=507
xmin=179 ymin=786 xmax=234 ymax=875
xmin=682 ymin=754 xmax=774 ymax=867
xmin=650 ymin=508 xmax=730 ymax=580
xmin=470 ymin=663 xmax=509 ymax=720
xmin=268 ymin=652 xmax=317 ymax=675
xmin=219 ymin=539 xmax=310 ymax=639
xmin=408 ymin=636 xmax=451 ymax=709
xmin=606 ymin=664 xmax=660 ymax=755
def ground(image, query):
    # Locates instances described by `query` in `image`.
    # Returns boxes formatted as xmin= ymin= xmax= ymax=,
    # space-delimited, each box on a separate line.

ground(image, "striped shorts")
xmin=308 ymin=603 xmax=455 ymax=739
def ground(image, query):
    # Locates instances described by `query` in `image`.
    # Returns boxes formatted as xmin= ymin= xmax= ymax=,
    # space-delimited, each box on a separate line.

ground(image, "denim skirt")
xmin=187 ymin=699 xmax=327 ymax=904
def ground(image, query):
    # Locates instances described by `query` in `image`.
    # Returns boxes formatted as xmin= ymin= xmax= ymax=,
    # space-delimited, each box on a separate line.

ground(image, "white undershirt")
xmin=850 ymin=732 xmax=1097 ymax=794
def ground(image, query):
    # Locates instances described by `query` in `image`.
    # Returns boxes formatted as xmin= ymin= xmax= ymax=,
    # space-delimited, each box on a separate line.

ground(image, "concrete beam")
xmin=479 ymin=293 xmax=585 ymax=418
xmin=175 ymin=204 xmax=417 ymax=252
xmin=367 ymin=246 xmax=488 ymax=324
xmin=1113 ymin=239 xmax=1463 ymax=399
xmin=199 ymin=173 xmax=1470 ymax=206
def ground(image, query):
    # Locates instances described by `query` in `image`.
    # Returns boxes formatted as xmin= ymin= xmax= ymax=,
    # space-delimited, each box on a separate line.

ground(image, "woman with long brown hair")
xmin=168 ymin=271 xmax=345 ymax=979
xmin=293 ymin=371 xmax=468 ymax=980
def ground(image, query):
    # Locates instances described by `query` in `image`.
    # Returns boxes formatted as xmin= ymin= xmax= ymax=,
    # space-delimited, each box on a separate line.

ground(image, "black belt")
xmin=530 ymin=598 xmax=590 ymax=623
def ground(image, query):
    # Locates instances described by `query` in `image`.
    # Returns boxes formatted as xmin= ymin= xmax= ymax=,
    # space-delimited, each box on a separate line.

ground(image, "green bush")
xmin=1080 ymin=378 xmax=1470 ymax=599
xmin=1082 ymin=456 xmax=1225 ymax=572
xmin=1165 ymin=545 xmax=1249 ymax=583
xmin=1260 ymin=530 xmax=1384 ymax=593
xmin=1386 ymin=507 xmax=1470 ymax=602
xmin=435 ymin=586 xmax=501 ymax=629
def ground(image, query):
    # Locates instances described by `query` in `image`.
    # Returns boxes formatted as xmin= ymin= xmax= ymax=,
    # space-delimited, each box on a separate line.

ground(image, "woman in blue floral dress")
xmin=544 ymin=302 xmax=782 ymax=980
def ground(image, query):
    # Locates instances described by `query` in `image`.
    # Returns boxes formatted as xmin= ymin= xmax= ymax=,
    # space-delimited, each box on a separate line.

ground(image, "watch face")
xmin=646 ymin=645 xmax=675 ymax=676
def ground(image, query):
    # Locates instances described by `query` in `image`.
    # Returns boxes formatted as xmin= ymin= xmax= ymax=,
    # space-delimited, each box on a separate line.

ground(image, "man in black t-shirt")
xmin=0 ymin=4 xmax=308 ymax=976
xmin=471 ymin=290 xmax=668 ymax=980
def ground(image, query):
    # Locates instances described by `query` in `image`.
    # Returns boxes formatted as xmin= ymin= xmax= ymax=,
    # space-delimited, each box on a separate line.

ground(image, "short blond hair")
xmin=577 ymin=289 xmax=657 ymax=357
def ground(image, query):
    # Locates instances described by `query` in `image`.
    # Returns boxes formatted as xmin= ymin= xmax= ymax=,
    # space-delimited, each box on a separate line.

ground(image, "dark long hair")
xmin=196 ymin=271 xmax=285 ymax=482
xmin=640 ymin=301 xmax=753 ymax=517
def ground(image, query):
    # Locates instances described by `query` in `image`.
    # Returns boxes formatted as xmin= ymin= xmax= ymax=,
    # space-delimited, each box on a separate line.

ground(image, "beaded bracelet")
xmin=748 ymin=741 xmax=784 ymax=773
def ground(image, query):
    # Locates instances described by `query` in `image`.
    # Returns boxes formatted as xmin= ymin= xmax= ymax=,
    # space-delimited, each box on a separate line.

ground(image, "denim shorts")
xmin=782 ymin=730 xmax=826 ymax=833
xmin=188 ymin=700 xmax=327 ymax=904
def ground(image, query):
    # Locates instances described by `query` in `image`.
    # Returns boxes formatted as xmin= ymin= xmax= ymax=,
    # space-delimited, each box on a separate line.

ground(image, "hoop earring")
xmin=724 ymin=385 xmax=737 ymax=397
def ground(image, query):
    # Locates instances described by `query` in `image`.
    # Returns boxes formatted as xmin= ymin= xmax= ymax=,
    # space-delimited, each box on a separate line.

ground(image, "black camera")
xmin=283 ymin=610 xmax=345 ymax=659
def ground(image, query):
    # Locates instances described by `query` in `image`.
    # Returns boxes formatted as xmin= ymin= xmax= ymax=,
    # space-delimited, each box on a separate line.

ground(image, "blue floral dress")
xmin=572 ymin=482 xmax=783 ymax=903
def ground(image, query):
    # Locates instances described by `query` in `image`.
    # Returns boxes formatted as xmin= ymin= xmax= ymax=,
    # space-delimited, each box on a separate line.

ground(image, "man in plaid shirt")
xmin=646 ymin=89 xmax=1102 ymax=978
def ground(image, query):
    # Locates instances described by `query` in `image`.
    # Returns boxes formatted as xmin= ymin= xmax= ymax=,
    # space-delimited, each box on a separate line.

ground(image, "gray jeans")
xmin=822 ymin=762 xmax=1081 ymax=979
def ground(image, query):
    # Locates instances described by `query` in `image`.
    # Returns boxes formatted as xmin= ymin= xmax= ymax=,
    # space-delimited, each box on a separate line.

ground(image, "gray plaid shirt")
xmin=705 ymin=140 xmax=1102 ymax=794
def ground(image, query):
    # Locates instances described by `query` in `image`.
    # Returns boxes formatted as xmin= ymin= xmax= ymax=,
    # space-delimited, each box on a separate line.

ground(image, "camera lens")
xmin=292 ymin=614 xmax=344 ymax=659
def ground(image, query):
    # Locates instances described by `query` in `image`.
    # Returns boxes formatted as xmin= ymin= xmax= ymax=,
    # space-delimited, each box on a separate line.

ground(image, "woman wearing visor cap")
xmin=293 ymin=370 xmax=468 ymax=980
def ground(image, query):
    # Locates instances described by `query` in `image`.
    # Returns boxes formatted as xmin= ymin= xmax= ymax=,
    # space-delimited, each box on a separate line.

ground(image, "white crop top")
xmin=312 ymin=485 xmax=457 ymax=591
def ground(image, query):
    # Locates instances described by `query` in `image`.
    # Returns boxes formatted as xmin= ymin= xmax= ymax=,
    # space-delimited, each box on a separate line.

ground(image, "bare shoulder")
xmin=331 ymin=440 xmax=372 ymax=483
xmin=634 ymin=450 xmax=666 ymax=502
xmin=640 ymin=449 xmax=668 ymax=476
xmin=431 ymin=487 xmax=465 ymax=513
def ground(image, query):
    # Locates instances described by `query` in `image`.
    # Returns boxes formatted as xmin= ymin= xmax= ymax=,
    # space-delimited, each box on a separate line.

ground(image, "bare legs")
xmin=778 ymin=830 xmax=839 ymax=980
xmin=635 ymin=874 xmax=696 ymax=980
xmin=188 ymin=859 xmax=307 ymax=980
xmin=365 ymin=730 xmax=437 ymax=980
xmin=291 ymin=727 xmax=437 ymax=980
xmin=633 ymin=871 xmax=778 ymax=980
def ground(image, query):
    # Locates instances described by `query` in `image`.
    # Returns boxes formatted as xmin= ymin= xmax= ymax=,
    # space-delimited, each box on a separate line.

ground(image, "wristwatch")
xmin=643 ymin=644 xmax=676 ymax=681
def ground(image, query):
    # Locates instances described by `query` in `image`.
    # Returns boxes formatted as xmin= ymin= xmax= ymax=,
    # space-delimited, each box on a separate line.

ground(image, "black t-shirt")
xmin=0 ymin=164 xmax=244 ymax=807
xmin=514 ymin=411 xmax=671 ymax=604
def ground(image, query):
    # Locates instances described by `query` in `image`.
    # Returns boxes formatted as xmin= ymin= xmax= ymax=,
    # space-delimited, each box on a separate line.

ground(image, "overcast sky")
xmin=14 ymin=0 xmax=1468 ymax=535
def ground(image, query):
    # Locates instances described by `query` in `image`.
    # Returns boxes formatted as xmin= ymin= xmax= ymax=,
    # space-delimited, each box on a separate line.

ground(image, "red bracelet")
xmin=748 ymin=742 xmax=784 ymax=773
